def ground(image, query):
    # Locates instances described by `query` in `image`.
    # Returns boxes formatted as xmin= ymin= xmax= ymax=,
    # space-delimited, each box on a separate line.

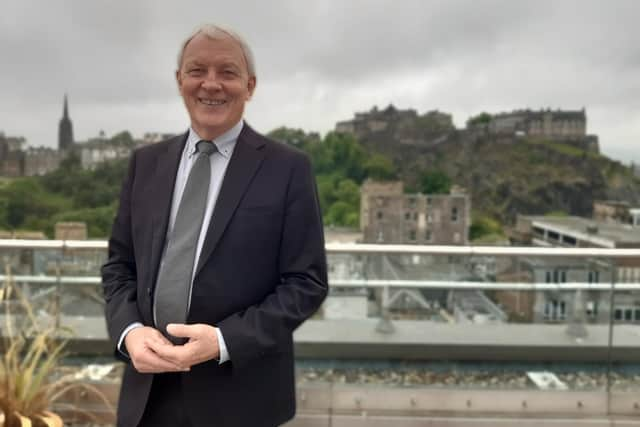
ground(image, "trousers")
xmin=138 ymin=372 xmax=193 ymax=427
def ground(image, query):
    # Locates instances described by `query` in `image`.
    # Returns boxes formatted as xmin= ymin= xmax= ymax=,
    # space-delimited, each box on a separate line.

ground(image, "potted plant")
xmin=0 ymin=265 xmax=67 ymax=427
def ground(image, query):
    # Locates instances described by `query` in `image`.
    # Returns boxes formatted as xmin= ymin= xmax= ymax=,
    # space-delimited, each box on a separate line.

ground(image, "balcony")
xmin=1 ymin=239 xmax=639 ymax=426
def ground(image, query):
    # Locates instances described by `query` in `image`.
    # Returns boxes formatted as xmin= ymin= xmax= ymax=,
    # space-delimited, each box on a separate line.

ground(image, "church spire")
xmin=58 ymin=93 xmax=74 ymax=151
xmin=63 ymin=94 xmax=69 ymax=119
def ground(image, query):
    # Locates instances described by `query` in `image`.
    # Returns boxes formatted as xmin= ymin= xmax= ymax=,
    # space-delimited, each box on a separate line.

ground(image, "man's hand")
xmin=146 ymin=323 xmax=220 ymax=368
xmin=124 ymin=326 xmax=191 ymax=373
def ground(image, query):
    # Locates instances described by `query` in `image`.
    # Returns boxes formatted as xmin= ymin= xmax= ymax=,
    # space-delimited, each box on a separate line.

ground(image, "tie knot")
xmin=196 ymin=140 xmax=216 ymax=156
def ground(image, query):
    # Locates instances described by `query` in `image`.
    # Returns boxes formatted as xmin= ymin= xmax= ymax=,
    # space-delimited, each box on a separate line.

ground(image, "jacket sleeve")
xmin=101 ymin=150 xmax=144 ymax=360
xmin=217 ymin=152 xmax=328 ymax=369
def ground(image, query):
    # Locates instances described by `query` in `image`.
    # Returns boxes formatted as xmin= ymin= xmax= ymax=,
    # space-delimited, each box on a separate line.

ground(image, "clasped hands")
xmin=124 ymin=323 xmax=219 ymax=373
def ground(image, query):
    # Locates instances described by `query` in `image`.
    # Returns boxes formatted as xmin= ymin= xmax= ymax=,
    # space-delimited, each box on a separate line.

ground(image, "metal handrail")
xmin=2 ymin=275 xmax=639 ymax=291
xmin=2 ymin=239 xmax=640 ymax=257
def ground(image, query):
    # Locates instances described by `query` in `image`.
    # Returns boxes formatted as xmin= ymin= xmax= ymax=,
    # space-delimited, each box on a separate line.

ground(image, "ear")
xmin=246 ymin=76 xmax=257 ymax=100
xmin=176 ymin=70 xmax=183 ymax=91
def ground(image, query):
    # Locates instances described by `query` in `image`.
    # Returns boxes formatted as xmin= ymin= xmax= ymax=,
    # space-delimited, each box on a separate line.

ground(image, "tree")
xmin=420 ymin=170 xmax=451 ymax=194
xmin=466 ymin=112 xmax=492 ymax=128
xmin=110 ymin=131 xmax=135 ymax=147
xmin=470 ymin=216 xmax=503 ymax=241
xmin=0 ymin=178 xmax=70 ymax=230
xmin=364 ymin=154 xmax=396 ymax=180
xmin=324 ymin=201 xmax=358 ymax=228
xmin=267 ymin=127 xmax=320 ymax=149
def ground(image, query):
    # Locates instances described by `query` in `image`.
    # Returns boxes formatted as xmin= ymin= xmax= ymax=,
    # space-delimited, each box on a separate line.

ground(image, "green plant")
xmin=0 ymin=265 xmax=112 ymax=427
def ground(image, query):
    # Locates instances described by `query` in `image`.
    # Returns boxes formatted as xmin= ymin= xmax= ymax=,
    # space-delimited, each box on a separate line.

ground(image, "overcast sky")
xmin=1 ymin=0 xmax=639 ymax=163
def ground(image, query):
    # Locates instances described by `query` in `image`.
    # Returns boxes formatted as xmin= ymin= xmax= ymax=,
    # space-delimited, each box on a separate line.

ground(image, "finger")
xmin=147 ymin=340 xmax=190 ymax=364
xmin=145 ymin=334 xmax=172 ymax=349
xmin=166 ymin=323 xmax=195 ymax=338
xmin=138 ymin=348 xmax=190 ymax=372
xmin=149 ymin=329 xmax=174 ymax=345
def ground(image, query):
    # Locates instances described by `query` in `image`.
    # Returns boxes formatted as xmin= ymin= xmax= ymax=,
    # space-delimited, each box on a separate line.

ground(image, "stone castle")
xmin=335 ymin=105 xmax=600 ymax=153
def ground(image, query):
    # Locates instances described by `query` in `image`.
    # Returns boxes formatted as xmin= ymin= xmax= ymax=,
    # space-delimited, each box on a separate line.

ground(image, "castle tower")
xmin=58 ymin=94 xmax=74 ymax=151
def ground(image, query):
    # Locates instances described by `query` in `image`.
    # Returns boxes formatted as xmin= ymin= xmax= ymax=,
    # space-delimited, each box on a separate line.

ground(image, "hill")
xmin=352 ymin=127 xmax=640 ymax=225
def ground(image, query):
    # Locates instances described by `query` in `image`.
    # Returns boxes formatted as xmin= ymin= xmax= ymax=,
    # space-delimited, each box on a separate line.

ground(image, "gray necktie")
xmin=154 ymin=140 xmax=216 ymax=344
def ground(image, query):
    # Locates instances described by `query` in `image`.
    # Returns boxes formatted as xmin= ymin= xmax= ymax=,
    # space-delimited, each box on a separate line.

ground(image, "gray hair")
xmin=177 ymin=24 xmax=256 ymax=78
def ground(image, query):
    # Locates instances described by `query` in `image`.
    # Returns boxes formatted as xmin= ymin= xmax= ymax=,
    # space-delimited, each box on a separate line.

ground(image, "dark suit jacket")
xmin=101 ymin=124 xmax=328 ymax=427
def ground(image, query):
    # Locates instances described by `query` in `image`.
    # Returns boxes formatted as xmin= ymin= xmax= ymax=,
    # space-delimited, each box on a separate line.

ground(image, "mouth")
xmin=198 ymin=98 xmax=227 ymax=106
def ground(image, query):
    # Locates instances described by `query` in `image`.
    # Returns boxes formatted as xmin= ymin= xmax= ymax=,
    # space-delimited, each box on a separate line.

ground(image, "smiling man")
xmin=102 ymin=24 xmax=328 ymax=427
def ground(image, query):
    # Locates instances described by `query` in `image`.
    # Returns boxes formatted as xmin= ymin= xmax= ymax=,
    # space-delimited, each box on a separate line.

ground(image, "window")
xmin=635 ymin=309 xmax=640 ymax=321
xmin=544 ymin=299 xmax=567 ymax=321
xmin=562 ymin=235 xmax=577 ymax=246
xmin=408 ymin=197 xmax=417 ymax=208
xmin=551 ymin=269 xmax=567 ymax=283
xmin=405 ymin=212 xmax=411 ymax=220
xmin=451 ymin=207 xmax=459 ymax=222
xmin=377 ymin=211 xmax=383 ymax=220
xmin=426 ymin=197 xmax=432 ymax=205
xmin=545 ymin=271 xmax=552 ymax=283
xmin=588 ymin=271 xmax=599 ymax=283
xmin=425 ymin=230 xmax=432 ymax=242
xmin=408 ymin=230 xmax=417 ymax=242
xmin=533 ymin=226 xmax=545 ymax=237
xmin=615 ymin=309 xmax=623 ymax=321
xmin=625 ymin=309 xmax=633 ymax=321
xmin=413 ymin=212 xmax=418 ymax=220
xmin=586 ymin=301 xmax=598 ymax=318
xmin=427 ymin=214 xmax=433 ymax=223
xmin=548 ymin=231 xmax=560 ymax=241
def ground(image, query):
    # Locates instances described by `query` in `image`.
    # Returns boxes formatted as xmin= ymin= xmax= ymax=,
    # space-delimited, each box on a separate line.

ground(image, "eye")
xmin=187 ymin=68 xmax=205 ymax=76
xmin=222 ymin=69 xmax=239 ymax=77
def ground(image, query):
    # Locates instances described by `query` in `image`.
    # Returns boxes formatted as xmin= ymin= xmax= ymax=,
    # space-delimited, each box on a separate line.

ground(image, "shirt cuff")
xmin=216 ymin=327 xmax=230 ymax=364
xmin=117 ymin=322 xmax=144 ymax=358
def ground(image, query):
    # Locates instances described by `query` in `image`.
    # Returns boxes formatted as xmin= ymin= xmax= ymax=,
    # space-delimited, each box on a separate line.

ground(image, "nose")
xmin=201 ymin=71 xmax=222 ymax=90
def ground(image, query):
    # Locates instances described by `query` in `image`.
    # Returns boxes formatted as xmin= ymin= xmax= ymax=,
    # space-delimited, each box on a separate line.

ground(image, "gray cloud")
xmin=1 ymin=0 xmax=639 ymax=162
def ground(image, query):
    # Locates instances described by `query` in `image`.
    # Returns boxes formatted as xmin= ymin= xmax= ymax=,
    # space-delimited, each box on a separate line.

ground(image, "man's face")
xmin=177 ymin=33 xmax=256 ymax=140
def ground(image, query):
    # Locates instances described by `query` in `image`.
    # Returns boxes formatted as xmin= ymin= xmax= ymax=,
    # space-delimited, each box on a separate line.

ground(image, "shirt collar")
xmin=185 ymin=119 xmax=244 ymax=159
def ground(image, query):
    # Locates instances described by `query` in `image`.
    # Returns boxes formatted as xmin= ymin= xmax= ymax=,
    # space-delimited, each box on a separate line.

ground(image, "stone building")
xmin=360 ymin=180 xmax=470 ymax=245
xmin=54 ymin=222 xmax=88 ymax=240
xmin=80 ymin=141 xmax=131 ymax=170
xmin=23 ymin=147 xmax=62 ymax=176
xmin=593 ymin=200 xmax=640 ymax=227
xmin=0 ymin=133 xmax=26 ymax=177
xmin=335 ymin=105 xmax=454 ymax=144
xmin=469 ymin=108 xmax=600 ymax=153
xmin=487 ymin=109 xmax=586 ymax=138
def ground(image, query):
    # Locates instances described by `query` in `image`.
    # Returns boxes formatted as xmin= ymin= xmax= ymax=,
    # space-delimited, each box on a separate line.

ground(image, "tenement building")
xmin=360 ymin=180 xmax=470 ymax=245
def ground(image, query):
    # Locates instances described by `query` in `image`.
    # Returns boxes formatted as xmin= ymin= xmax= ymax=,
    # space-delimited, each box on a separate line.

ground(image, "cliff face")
xmin=355 ymin=129 xmax=640 ymax=224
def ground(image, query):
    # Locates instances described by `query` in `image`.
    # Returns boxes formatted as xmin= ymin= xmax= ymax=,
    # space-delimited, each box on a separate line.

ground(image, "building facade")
xmin=23 ymin=147 xmax=62 ymax=176
xmin=505 ymin=215 xmax=640 ymax=325
xmin=360 ymin=180 xmax=470 ymax=245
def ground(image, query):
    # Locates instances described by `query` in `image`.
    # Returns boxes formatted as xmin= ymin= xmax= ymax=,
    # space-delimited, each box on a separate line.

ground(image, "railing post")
xmin=605 ymin=257 xmax=617 ymax=415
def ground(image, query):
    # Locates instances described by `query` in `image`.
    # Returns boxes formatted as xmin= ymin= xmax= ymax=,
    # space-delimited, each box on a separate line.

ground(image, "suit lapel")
xmin=149 ymin=133 xmax=188 ymax=286
xmin=195 ymin=126 xmax=266 ymax=276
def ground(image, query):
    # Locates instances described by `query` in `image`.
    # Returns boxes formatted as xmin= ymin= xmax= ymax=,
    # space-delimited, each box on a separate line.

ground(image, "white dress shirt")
xmin=118 ymin=120 xmax=244 ymax=364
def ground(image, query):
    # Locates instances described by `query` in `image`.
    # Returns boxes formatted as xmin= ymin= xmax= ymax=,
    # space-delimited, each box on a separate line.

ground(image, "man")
xmin=102 ymin=24 xmax=328 ymax=427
